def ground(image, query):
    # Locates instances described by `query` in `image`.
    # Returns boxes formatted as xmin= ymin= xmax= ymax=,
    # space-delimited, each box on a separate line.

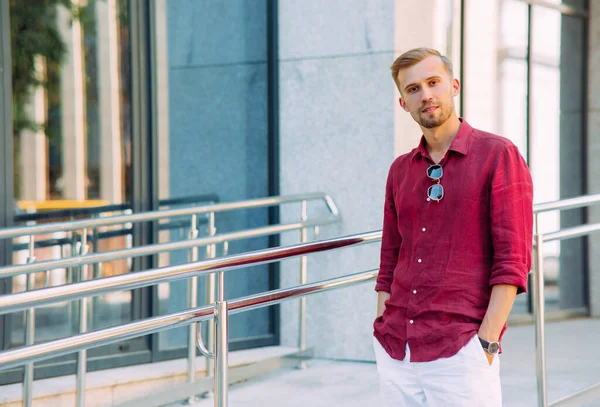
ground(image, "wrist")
xmin=477 ymin=327 xmax=499 ymax=342
xmin=477 ymin=336 xmax=500 ymax=354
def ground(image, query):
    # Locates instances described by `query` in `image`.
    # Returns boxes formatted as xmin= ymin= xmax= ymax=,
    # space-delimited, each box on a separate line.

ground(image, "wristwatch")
xmin=478 ymin=337 xmax=500 ymax=355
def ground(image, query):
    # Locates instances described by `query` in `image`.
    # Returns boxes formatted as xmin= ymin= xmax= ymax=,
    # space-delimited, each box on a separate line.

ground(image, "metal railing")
xmin=0 ymin=231 xmax=381 ymax=407
xmin=531 ymin=193 xmax=600 ymax=407
xmin=2 ymin=193 xmax=600 ymax=406
xmin=0 ymin=192 xmax=341 ymax=407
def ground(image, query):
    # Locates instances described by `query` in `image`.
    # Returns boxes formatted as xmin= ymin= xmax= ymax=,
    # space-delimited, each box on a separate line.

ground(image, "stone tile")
xmin=278 ymin=52 xmax=395 ymax=360
xmin=167 ymin=62 xmax=273 ymax=340
xmin=166 ymin=0 xmax=266 ymax=68
xmin=278 ymin=0 xmax=394 ymax=60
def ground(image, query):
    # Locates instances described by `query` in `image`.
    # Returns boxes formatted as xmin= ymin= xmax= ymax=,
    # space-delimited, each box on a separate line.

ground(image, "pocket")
xmin=470 ymin=334 xmax=493 ymax=368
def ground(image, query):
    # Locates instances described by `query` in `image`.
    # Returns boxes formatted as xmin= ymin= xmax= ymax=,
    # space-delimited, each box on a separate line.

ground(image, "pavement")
xmin=187 ymin=318 xmax=600 ymax=407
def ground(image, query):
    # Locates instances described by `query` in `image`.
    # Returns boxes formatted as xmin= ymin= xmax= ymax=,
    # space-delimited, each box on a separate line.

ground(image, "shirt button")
xmin=413 ymin=290 xmax=417 ymax=294
xmin=409 ymin=320 xmax=414 ymax=324
xmin=417 ymin=259 xmax=422 ymax=263
xmin=422 ymin=227 xmax=426 ymax=232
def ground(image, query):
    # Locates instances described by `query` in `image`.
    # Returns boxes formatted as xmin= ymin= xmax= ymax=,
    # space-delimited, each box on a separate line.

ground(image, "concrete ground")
xmin=189 ymin=318 xmax=600 ymax=407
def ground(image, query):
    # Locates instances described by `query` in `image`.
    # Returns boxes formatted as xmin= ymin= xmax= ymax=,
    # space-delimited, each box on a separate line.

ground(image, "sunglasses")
xmin=427 ymin=164 xmax=444 ymax=202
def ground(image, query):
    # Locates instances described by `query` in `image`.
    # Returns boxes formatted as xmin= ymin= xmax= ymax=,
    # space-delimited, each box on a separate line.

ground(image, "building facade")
xmin=0 ymin=0 xmax=597 ymax=384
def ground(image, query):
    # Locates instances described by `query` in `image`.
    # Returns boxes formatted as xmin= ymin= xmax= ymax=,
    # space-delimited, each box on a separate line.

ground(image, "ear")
xmin=452 ymin=78 xmax=461 ymax=97
xmin=399 ymin=97 xmax=409 ymax=112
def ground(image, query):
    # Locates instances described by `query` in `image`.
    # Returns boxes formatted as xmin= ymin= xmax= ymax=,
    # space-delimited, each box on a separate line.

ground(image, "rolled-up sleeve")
xmin=375 ymin=167 xmax=402 ymax=293
xmin=489 ymin=146 xmax=534 ymax=294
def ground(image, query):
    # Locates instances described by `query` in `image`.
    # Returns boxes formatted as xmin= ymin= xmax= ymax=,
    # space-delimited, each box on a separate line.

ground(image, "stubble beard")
xmin=418 ymin=103 xmax=452 ymax=129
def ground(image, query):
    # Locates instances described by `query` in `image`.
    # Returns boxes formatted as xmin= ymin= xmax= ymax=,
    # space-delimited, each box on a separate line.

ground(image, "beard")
xmin=414 ymin=102 xmax=453 ymax=129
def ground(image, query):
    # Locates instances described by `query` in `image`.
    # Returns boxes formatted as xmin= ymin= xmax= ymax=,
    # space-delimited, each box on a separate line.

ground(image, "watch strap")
xmin=478 ymin=336 xmax=499 ymax=354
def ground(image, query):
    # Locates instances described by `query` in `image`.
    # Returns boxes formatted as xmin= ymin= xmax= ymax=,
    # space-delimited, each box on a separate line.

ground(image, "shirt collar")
xmin=410 ymin=118 xmax=472 ymax=161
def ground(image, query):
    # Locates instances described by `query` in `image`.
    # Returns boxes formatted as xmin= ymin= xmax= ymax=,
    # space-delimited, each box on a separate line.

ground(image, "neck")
xmin=421 ymin=112 xmax=461 ymax=156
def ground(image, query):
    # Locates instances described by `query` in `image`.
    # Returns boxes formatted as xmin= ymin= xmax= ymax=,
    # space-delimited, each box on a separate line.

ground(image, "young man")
xmin=373 ymin=47 xmax=533 ymax=406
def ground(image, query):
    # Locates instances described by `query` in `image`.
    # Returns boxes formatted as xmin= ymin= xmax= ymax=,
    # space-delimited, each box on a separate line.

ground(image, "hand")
xmin=483 ymin=350 xmax=494 ymax=366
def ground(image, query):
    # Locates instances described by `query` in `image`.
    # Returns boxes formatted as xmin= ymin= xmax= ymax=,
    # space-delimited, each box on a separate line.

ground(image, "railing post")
xmin=214 ymin=301 xmax=229 ymax=407
xmin=23 ymin=235 xmax=36 ymax=407
xmin=218 ymin=242 xmax=228 ymax=302
xmin=206 ymin=212 xmax=217 ymax=379
xmin=90 ymin=215 xmax=101 ymax=327
xmin=76 ymin=229 xmax=89 ymax=407
xmin=534 ymin=214 xmax=548 ymax=407
xmin=298 ymin=200 xmax=308 ymax=368
xmin=187 ymin=214 xmax=199 ymax=404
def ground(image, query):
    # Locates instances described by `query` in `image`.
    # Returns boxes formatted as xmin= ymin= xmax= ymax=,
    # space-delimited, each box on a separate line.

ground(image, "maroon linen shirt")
xmin=373 ymin=119 xmax=533 ymax=363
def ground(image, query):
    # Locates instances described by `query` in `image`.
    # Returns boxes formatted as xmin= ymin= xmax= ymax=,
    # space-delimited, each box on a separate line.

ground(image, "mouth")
xmin=422 ymin=106 xmax=438 ymax=114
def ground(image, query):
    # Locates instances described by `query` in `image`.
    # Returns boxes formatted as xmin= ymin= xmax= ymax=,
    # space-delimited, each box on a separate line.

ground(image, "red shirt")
xmin=373 ymin=119 xmax=533 ymax=362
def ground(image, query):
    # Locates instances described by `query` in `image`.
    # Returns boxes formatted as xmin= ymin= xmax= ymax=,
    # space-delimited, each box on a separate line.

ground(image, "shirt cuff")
xmin=489 ymin=268 xmax=529 ymax=294
xmin=374 ymin=282 xmax=391 ymax=293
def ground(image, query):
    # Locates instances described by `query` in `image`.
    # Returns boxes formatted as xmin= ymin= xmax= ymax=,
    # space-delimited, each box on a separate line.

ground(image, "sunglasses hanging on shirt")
xmin=427 ymin=164 xmax=444 ymax=202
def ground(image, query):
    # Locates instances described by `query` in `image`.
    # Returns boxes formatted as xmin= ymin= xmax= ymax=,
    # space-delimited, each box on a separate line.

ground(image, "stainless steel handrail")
xmin=0 ymin=270 xmax=377 ymax=371
xmin=531 ymin=194 xmax=600 ymax=407
xmin=1 ymin=192 xmax=341 ymax=407
xmin=4 ymin=193 xmax=600 ymax=407
xmin=0 ymin=217 xmax=339 ymax=279
xmin=0 ymin=231 xmax=381 ymax=315
xmin=0 ymin=192 xmax=339 ymax=239
xmin=533 ymin=193 xmax=600 ymax=214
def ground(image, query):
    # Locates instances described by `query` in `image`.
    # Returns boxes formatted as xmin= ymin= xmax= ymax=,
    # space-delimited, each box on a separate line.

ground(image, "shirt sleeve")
xmin=375 ymin=166 xmax=402 ymax=293
xmin=489 ymin=146 xmax=534 ymax=294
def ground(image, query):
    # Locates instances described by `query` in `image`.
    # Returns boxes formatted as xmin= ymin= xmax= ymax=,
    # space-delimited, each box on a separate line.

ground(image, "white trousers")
xmin=373 ymin=335 xmax=502 ymax=407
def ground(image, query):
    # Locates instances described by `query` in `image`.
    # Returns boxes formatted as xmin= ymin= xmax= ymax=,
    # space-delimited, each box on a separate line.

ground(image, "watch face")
xmin=488 ymin=342 xmax=500 ymax=354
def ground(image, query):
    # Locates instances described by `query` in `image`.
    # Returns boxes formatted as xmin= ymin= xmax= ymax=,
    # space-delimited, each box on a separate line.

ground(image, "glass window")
xmin=6 ymin=0 xmax=142 ymax=374
xmin=468 ymin=0 xmax=588 ymax=315
xmin=530 ymin=6 xmax=587 ymax=312
xmin=498 ymin=0 xmax=528 ymax=157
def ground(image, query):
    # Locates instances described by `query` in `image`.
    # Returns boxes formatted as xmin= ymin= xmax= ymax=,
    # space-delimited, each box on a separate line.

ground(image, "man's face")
xmin=396 ymin=55 xmax=460 ymax=129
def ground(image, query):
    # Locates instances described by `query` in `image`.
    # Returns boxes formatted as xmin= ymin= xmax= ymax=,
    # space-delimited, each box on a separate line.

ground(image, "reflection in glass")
xmin=498 ymin=1 xmax=587 ymax=314
xmin=8 ymin=0 xmax=134 ymax=349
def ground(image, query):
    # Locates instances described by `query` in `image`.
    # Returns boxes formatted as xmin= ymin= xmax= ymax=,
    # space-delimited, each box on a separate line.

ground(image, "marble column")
xmin=57 ymin=2 xmax=86 ymax=200
xmin=96 ymin=0 xmax=123 ymax=203
xmin=19 ymin=56 xmax=48 ymax=201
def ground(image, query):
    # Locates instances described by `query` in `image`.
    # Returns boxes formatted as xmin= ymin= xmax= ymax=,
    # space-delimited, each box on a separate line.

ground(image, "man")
xmin=373 ymin=47 xmax=533 ymax=406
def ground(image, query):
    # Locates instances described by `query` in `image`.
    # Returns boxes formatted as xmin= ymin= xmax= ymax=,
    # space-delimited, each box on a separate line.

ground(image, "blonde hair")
xmin=390 ymin=48 xmax=453 ymax=92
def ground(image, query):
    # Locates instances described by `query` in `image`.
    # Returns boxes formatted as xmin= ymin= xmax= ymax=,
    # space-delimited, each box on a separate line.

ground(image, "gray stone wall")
xmin=278 ymin=0 xmax=396 ymax=361
xmin=165 ymin=0 xmax=272 ymax=346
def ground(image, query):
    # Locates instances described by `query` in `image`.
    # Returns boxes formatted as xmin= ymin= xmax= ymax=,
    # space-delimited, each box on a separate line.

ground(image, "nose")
xmin=421 ymin=87 xmax=433 ymax=103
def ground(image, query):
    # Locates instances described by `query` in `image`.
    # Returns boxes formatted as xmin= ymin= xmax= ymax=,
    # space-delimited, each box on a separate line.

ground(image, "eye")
xmin=408 ymin=86 xmax=418 ymax=93
xmin=430 ymin=79 xmax=439 ymax=86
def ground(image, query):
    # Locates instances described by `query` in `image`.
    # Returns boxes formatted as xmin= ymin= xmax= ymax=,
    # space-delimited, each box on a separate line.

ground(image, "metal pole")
xmin=206 ymin=213 xmax=216 ymax=378
xmin=214 ymin=301 xmax=229 ymax=407
xmin=187 ymin=215 xmax=199 ymax=404
xmin=298 ymin=201 xmax=308 ymax=368
xmin=91 ymin=216 xmax=101 ymax=327
xmin=534 ymin=215 xmax=548 ymax=407
xmin=23 ymin=236 xmax=36 ymax=407
xmin=76 ymin=229 xmax=89 ymax=407
xmin=218 ymin=242 xmax=228 ymax=302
